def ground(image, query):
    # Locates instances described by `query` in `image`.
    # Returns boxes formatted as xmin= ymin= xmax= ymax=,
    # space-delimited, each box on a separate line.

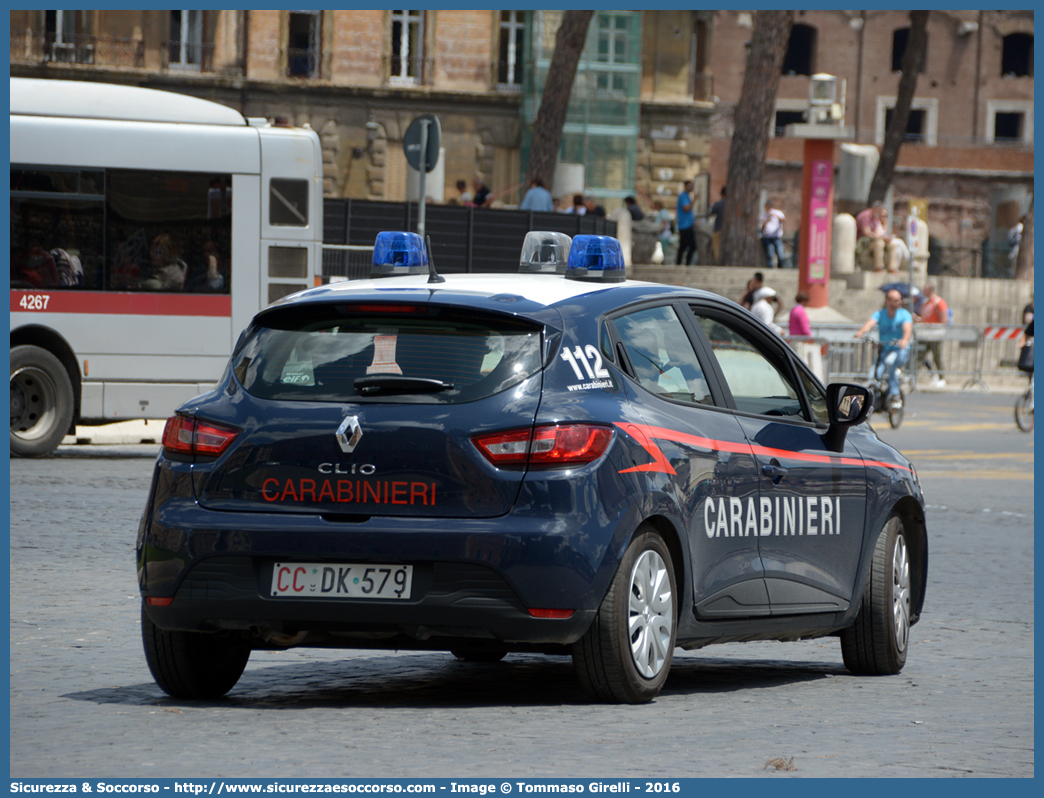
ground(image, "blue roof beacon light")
xmin=371 ymin=231 xmax=428 ymax=278
xmin=519 ymin=231 xmax=572 ymax=275
xmin=565 ymin=235 xmax=626 ymax=283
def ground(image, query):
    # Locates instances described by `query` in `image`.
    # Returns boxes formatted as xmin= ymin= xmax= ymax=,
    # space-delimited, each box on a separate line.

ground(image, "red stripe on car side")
xmin=614 ymin=422 xmax=911 ymax=474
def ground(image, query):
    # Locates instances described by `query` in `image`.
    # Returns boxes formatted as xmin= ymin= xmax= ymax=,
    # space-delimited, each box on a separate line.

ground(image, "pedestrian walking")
xmin=740 ymin=271 xmax=765 ymax=310
xmin=653 ymin=200 xmax=675 ymax=264
xmin=676 ymin=180 xmax=696 ymax=265
xmin=789 ymin=291 xmax=812 ymax=337
xmin=519 ymin=177 xmax=555 ymax=212
xmin=709 ymin=185 xmax=726 ymax=264
xmin=914 ymin=282 xmax=950 ymax=386
xmin=471 ymin=174 xmax=493 ymax=208
xmin=759 ymin=199 xmax=786 ymax=269
xmin=564 ymin=194 xmax=586 ymax=215
xmin=751 ymin=287 xmax=783 ymax=333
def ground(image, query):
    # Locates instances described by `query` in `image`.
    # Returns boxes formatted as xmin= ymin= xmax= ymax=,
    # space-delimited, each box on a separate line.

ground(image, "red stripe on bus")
xmin=11 ymin=290 xmax=231 ymax=317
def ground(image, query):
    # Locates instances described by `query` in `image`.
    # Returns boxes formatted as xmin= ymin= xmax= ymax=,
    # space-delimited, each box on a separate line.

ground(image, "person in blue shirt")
xmin=675 ymin=180 xmax=696 ymax=265
xmin=855 ymin=288 xmax=913 ymax=399
xmin=519 ymin=177 xmax=555 ymax=212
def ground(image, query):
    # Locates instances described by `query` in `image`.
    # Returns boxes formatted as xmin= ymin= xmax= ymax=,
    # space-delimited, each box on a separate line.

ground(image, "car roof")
xmin=273 ymin=273 xmax=726 ymax=315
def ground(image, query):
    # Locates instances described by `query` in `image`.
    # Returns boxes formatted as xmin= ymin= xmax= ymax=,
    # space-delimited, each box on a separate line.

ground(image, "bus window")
xmin=11 ymin=166 xmax=233 ymax=294
xmin=105 ymin=169 xmax=232 ymax=294
xmin=10 ymin=168 xmax=105 ymax=290
xmin=269 ymin=178 xmax=309 ymax=226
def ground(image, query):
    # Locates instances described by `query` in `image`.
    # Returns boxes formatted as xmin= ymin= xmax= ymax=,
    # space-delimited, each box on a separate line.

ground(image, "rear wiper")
xmin=354 ymin=375 xmax=455 ymax=396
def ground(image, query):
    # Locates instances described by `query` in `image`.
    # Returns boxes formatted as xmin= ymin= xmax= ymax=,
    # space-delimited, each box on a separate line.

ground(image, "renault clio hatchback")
xmin=138 ymin=232 xmax=927 ymax=703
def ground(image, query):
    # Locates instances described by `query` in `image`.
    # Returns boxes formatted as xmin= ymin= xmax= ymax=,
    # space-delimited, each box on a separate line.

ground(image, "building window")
xmin=45 ymin=10 xmax=90 ymax=63
xmin=891 ymin=27 xmax=927 ymax=73
xmin=692 ymin=17 xmax=711 ymax=101
xmin=170 ymin=10 xmax=202 ymax=70
xmin=594 ymin=13 xmax=633 ymax=97
xmin=884 ymin=108 xmax=926 ymax=143
xmin=774 ymin=110 xmax=806 ymax=137
xmin=986 ymin=100 xmax=1033 ymax=143
xmin=390 ymin=9 xmax=424 ymax=84
xmin=782 ymin=24 xmax=816 ymax=76
xmin=498 ymin=11 xmax=525 ymax=89
xmin=597 ymin=13 xmax=630 ymax=64
xmin=1002 ymin=33 xmax=1033 ymax=77
xmin=287 ymin=11 xmax=320 ymax=78
xmin=876 ymin=96 xmax=937 ymax=146
xmin=993 ymin=112 xmax=1024 ymax=142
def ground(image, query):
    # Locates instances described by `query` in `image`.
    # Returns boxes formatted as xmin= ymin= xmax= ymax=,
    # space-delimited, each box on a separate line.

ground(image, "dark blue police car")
xmin=138 ymin=231 xmax=927 ymax=703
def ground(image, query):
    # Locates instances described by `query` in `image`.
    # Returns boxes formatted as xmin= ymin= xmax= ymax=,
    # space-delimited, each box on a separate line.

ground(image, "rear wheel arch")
xmin=635 ymin=514 xmax=687 ymax=610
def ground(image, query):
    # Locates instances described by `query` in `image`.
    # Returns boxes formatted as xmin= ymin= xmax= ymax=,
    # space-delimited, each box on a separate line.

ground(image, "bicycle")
xmin=867 ymin=341 xmax=908 ymax=429
xmin=1015 ymin=378 xmax=1034 ymax=432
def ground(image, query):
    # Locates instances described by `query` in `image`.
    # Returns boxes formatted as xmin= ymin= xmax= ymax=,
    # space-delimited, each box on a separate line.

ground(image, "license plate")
xmin=271 ymin=562 xmax=413 ymax=600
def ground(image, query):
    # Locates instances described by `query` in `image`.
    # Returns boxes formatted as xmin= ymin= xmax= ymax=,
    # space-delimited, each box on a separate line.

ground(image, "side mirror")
xmin=822 ymin=383 xmax=872 ymax=451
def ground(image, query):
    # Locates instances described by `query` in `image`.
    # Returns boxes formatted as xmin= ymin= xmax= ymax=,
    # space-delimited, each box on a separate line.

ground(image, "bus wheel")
xmin=10 ymin=345 xmax=74 ymax=458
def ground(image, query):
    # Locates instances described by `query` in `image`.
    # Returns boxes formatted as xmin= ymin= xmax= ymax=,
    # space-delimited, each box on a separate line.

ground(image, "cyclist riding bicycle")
xmin=1016 ymin=318 xmax=1033 ymax=432
xmin=855 ymin=288 xmax=913 ymax=402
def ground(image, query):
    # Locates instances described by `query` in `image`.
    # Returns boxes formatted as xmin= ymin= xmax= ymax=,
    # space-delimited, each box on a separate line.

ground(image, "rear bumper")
xmin=142 ymin=554 xmax=596 ymax=646
xmin=138 ymin=494 xmax=640 ymax=647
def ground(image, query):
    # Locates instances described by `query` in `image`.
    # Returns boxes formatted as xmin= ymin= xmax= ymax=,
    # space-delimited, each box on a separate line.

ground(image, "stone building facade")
xmin=9 ymin=9 xmax=715 ymax=212
xmin=9 ymin=8 xmax=1030 ymax=260
xmin=708 ymin=10 xmax=1033 ymax=269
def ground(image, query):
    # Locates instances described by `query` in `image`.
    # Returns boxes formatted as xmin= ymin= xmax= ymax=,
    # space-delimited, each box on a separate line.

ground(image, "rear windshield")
xmin=232 ymin=304 xmax=544 ymax=403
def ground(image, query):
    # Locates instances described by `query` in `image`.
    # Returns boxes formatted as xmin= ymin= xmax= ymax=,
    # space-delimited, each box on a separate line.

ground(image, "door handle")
xmin=762 ymin=463 xmax=789 ymax=482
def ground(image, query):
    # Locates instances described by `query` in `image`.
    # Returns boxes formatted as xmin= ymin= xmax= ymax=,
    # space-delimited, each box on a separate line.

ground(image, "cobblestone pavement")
xmin=9 ymin=393 xmax=1033 ymax=778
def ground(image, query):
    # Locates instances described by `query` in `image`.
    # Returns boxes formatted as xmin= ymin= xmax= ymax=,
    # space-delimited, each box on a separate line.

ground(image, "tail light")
xmin=162 ymin=415 xmax=239 ymax=457
xmin=473 ymin=424 xmax=612 ymax=467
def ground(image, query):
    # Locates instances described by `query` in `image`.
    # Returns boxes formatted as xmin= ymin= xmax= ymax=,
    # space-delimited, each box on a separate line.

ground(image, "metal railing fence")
xmin=803 ymin=323 xmax=1025 ymax=391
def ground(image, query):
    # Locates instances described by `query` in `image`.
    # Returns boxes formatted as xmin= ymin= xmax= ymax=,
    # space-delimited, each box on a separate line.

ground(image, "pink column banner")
xmin=807 ymin=159 xmax=833 ymax=283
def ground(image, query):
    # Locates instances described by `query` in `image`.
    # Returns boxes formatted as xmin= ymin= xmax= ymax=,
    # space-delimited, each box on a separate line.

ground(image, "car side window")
xmin=693 ymin=313 xmax=804 ymax=418
xmin=613 ymin=305 xmax=711 ymax=405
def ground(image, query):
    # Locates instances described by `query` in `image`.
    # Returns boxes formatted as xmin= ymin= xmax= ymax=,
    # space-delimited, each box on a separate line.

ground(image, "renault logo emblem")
xmin=336 ymin=415 xmax=363 ymax=453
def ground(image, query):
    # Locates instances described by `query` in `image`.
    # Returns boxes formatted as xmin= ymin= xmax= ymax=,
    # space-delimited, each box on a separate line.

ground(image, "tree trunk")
xmin=525 ymin=11 xmax=595 ymax=189
xmin=867 ymin=11 xmax=930 ymax=206
xmin=1014 ymin=196 xmax=1034 ymax=280
xmin=719 ymin=10 xmax=794 ymax=268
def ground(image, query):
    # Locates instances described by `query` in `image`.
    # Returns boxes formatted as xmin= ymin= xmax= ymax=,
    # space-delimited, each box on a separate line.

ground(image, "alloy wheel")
xmin=627 ymin=549 xmax=673 ymax=679
xmin=892 ymin=535 xmax=911 ymax=653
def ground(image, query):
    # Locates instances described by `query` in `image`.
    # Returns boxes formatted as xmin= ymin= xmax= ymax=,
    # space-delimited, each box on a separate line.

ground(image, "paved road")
xmin=9 ymin=392 xmax=1033 ymax=778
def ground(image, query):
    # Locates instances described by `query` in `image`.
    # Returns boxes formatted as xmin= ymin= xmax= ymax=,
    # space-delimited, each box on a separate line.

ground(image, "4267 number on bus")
xmin=18 ymin=294 xmax=50 ymax=311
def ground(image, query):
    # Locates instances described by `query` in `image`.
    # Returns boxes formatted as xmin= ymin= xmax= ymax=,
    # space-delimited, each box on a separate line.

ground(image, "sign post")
xmin=403 ymin=114 xmax=441 ymax=240
xmin=799 ymin=140 xmax=836 ymax=308
xmin=786 ymin=74 xmax=853 ymax=308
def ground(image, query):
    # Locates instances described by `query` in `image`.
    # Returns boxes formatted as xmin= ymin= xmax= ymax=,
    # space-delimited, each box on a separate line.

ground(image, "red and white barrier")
xmin=981 ymin=326 xmax=1025 ymax=341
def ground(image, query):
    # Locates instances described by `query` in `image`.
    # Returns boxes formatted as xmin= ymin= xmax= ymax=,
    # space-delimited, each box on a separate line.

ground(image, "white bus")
xmin=10 ymin=78 xmax=324 ymax=456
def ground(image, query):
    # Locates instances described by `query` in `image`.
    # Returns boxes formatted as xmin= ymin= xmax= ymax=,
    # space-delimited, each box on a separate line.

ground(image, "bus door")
xmin=258 ymin=126 xmax=324 ymax=307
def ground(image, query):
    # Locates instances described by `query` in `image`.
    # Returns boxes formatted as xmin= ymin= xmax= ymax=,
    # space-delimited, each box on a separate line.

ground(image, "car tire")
xmin=10 ymin=345 xmax=74 ymax=458
xmin=572 ymin=528 xmax=676 ymax=704
xmin=141 ymin=605 xmax=251 ymax=699
xmin=840 ymin=515 xmax=911 ymax=675
xmin=450 ymin=647 xmax=507 ymax=663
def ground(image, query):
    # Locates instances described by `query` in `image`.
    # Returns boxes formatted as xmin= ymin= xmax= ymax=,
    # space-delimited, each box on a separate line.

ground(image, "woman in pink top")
xmin=789 ymin=291 xmax=811 ymax=336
